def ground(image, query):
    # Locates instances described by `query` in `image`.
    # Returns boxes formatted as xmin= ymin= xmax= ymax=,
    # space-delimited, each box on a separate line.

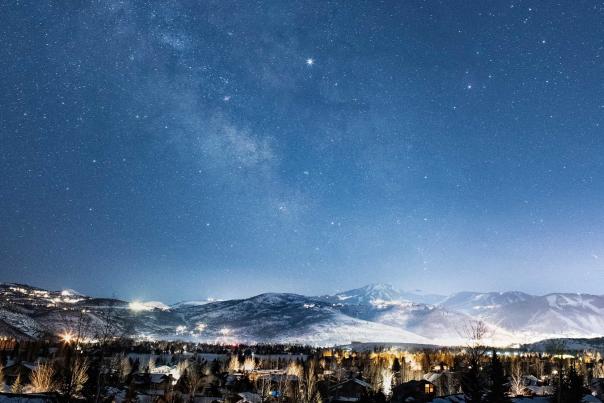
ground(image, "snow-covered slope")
xmin=324 ymin=283 xmax=410 ymax=305
xmin=175 ymin=293 xmax=430 ymax=345
xmin=439 ymin=291 xmax=604 ymax=341
xmin=321 ymin=285 xmax=495 ymax=344
xmin=2 ymin=282 xmax=604 ymax=346
xmin=439 ymin=291 xmax=533 ymax=315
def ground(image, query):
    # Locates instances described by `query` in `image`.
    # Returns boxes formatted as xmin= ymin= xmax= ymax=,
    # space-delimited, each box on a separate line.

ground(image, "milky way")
xmin=1 ymin=1 xmax=604 ymax=302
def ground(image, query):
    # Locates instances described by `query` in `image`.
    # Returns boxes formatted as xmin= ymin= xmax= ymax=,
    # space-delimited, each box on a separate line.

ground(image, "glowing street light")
xmin=59 ymin=331 xmax=75 ymax=344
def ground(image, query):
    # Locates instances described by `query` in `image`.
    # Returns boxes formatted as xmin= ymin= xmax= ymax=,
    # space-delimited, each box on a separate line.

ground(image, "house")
xmin=391 ymin=379 xmax=436 ymax=402
xmin=523 ymin=375 xmax=541 ymax=386
xmin=423 ymin=372 xmax=462 ymax=397
xmin=4 ymin=362 xmax=38 ymax=385
xmin=131 ymin=372 xmax=174 ymax=396
xmin=524 ymin=385 xmax=554 ymax=396
xmin=328 ymin=377 xmax=372 ymax=402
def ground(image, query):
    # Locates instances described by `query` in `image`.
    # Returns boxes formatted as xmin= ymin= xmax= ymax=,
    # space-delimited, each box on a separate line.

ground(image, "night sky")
xmin=1 ymin=1 xmax=604 ymax=302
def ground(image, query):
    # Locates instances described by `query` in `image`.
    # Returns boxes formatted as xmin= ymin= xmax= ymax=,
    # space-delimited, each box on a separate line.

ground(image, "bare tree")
xmin=274 ymin=366 xmax=290 ymax=403
xmin=0 ymin=362 xmax=4 ymax=390
xmin=30 ymin=362 xmax=57 ymax=393
xmin=147 ymin=355 xmax=157 ymax=372
xmin=256 ymin=375 xmax=272 ymax=402
xmin=367 ymin=358 xmax=383 ymax=392
xmin=380 ymin=366 xmax=394 ymax=398
xmin=227 ymin=355 xmax=240 ymax=373
xmin=242 ymin=356 xmax=256 ymax=372
xmin=93 ymin=299 xmax=122 ymax=403
xmin=509 ymin=359 xmax=525 ymax=396
xmin=593 ymin=352 xmax=604 ymax=378
xmin=299 ymin=360 xmax=321 ymax=403
xmin=69 ymin=357 xmax=89 ymax=396
xmin=119 ymin=355 xmax=132 ymax=383
xmin=459 ymin=320 xmax=491 ymax=402
xmin=11 ymin=373 xmax=23 ymax=394
xmin=186 ymin=362 xmax=204 ymax=401
xmin=461 ymin=320 xmax=491 ymax=362
xmin=286 ymin=361 xmax=303 ymax=401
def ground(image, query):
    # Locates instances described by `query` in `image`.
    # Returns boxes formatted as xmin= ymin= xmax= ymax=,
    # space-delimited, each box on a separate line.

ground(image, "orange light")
xmin=59 ymin=331 xmax=75 ymax=344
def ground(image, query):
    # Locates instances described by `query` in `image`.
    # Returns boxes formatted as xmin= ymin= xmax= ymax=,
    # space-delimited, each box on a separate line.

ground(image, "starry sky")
xmin=1 ymin=1 xmax=604 ymax=302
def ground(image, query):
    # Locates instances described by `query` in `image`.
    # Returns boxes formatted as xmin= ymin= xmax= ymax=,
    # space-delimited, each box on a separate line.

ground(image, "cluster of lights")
xmin=7 ymin=286 xmax=83 ymax=306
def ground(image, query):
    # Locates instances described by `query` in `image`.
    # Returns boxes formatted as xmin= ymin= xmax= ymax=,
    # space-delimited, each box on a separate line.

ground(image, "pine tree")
xmin=565 ymin=365 xmax=584 ymax=403
xmin=461 ymin=357 xmax=483 ymax=402
xmin=486 ymin=351 xmax=510 ymax=402
xmin=554 ymin=364 xmax=585 ymax=403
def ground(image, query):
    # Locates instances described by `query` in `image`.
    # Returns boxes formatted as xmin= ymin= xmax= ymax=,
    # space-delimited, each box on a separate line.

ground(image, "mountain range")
xmin=1 ymin=282 xmax=603 ymax=347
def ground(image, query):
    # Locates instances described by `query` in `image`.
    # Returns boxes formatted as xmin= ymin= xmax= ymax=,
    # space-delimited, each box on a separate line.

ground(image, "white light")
xmin=306 ymin=58 xmax=314 ymax=66
xmin=129 ymin=301 xmax=151 ymax=312
xmin=128 ymin=300 xmax=169 ymax=312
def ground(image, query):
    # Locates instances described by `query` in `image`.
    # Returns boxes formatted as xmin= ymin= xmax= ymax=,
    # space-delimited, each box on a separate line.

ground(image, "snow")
xmin=5 ymin=282 xmax=604 ymax=347
xmin=128 ymin=301 xmax=170 ymax=312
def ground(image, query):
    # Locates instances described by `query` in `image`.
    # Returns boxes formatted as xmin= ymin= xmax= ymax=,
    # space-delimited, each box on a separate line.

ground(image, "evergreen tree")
xmin=461 ymin=357 xmax=483 ymax=402
xmin=554 ymin=364 xmax=585 ymax=403
xmin=486 ymin=351 xmax=510 ymax=402
xmin=392 ymin=357 xmax=401 ymax=373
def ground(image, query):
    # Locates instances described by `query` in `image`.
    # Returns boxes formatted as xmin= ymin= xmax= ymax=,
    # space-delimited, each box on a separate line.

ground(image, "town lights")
xmin=59 ymin=331 xmax=75 ymax=344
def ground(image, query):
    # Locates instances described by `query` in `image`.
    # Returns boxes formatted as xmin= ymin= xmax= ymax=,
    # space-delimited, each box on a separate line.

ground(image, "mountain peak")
xmin=329 ymin=283 xmax=405 ymax=305
xmin=363 ymin=283 xmax=397 ymax=291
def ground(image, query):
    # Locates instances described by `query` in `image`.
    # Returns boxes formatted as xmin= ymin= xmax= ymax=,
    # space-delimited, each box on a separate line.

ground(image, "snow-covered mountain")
xmin=439 ymin=291 xmax=533 ymax=315
xmin=1 ymin=282 xmax=604 ymax=346
xmin=323 ymin=283 xmax=445 ymax=306
xmin=175 ymin=292 xmax=431 ymax=345
xmin=439 ymin=291 xmax=604 ymax=341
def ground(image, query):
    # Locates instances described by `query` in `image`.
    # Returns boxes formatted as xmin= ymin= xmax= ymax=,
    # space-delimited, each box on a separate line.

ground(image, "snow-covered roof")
xmin=149 ymin=373 xmax=170 ymax=384
xmin=525 ymin=385 xmax=553 ymax=395
xmin=330 ymin=377 xmax=372 ymax=391
xmin=237 ymin=392 xmax=262 ymax=403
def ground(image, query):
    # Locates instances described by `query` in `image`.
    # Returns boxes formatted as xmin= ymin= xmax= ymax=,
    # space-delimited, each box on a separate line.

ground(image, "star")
xmin=306 ymin=58 xmax=314 ymax=66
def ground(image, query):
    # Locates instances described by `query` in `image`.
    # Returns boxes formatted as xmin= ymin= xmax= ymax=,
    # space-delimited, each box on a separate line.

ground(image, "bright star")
xmin=306 ymin=58 xmax=314 ymax=66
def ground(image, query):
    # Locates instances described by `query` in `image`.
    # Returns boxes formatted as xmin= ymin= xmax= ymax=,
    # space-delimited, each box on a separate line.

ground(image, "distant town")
xmin=1 ymin=325 xmax=603 ymax=402
xmin=0 ymin=282 xmax=603 ymax=402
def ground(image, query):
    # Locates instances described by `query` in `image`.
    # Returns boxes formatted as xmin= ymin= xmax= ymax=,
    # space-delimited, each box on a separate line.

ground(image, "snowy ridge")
xmin=1 ymin=283 xmax=604 ymax=346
